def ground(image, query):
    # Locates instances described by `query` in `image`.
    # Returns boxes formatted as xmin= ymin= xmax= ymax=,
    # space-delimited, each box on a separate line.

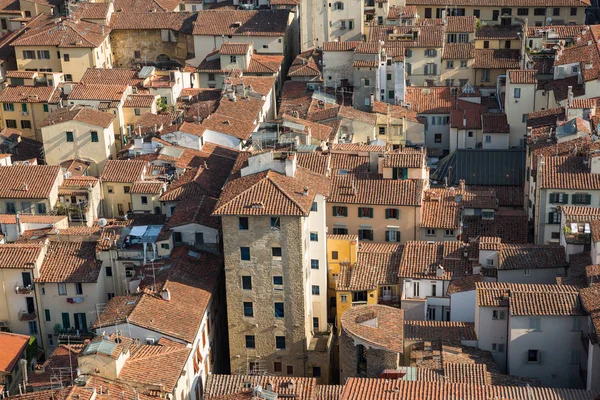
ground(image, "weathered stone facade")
xmin=223 ymin=214 xmax=310 ymax=376
xmin=339 ymin=325 xmax=400 ymax=382
xmin=110 ymin=30 xmax=193 ymax=68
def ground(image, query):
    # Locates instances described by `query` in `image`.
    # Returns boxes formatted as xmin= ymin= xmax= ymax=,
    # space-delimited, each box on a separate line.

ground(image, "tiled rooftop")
xmin=341 ymin=305 xmax=405 ymax=354
xmin=36 ymin=241 xmax=102 ymax=283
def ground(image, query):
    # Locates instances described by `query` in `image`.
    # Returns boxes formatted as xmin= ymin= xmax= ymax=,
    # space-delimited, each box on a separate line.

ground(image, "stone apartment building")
xmin=213 ymin=150 xmax=333 ymax=382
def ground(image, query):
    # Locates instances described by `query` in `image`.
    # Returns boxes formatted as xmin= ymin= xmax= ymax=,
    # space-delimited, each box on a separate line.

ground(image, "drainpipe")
xmin=496 ymin=74 xmax=506 ymax=112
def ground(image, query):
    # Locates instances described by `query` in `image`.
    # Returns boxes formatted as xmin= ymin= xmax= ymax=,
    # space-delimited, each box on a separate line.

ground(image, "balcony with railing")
xmin=15 ymin=283 xmax=34 ymax=294
xmin=18 ymin=309 xmax=37 ymax=321
xmin=352 ymin=301 xmax=368 ymax=307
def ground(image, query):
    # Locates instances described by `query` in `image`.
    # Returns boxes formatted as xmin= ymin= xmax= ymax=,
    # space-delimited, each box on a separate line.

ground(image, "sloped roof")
xmin=192 ymin=10 xmax=290 ymax=36
xmin=0 ymin=165 xmax=60 ymax=199
xmin=36 ymin=241 xmax=102 ymax=283
xmin=41 ymin=105 xmax=115 ymax=128
xmin=11 ymin=18 xmax=110 ymax=48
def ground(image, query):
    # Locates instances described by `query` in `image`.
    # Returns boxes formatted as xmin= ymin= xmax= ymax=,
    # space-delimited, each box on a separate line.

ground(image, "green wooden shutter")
xmin=562 ymin=194 xmax=569 ymax=204
xmin=549 ymin=193 xmax=556 ymax=203
xmin=369 ymin=208 xmax=374 ymax=218
xmin=62 ymin=312 xmax=70 ymax=329
xmin=586 ymin=194 xmax=592 ymax=205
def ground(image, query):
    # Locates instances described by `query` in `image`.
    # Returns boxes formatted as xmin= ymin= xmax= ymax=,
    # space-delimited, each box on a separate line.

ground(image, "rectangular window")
xmin=3 ymin=103 xmax=13 ymax=112
xmin=29 ymin=321 xmax=38 ymax=334
xmin=134 ymin=108 xmax=141 ymax=116
xmin=333 ymin=206 xmax=348 ymax=217
xmin=310 ymin=232 xmax=318 ymax=241
xmin=311 ymin=202 xmax=318 ymax=212
xmin=426 ymin=228 xmax=436 ymax=236
xmin=485 ymin=135 xmax=492 ymax=143
xmin=64 ymin=74 xmax=73 ymax=82
xmin=134 ymin=50 xmax=141 ymax=58
xmin=364 ymin=78 xmax=370 ymax=87
xmin=533 ymin=8 xmax=545 ymax=15
xmin=66 ymin=131 xmax=74 ymax=142
xmin=386 ymin=73 xmax=392 ymax=81
xmin=105 ymin=266 xmax=113 ymax=277
xmin=276 ymin=336 xmax=286 ymax=350
xmin=434 ymin=134 xmax=442 ymax=143
xmin=272 ymin=247 xmax=282 ymax=259
xmin=385 ymin=230 xmax=400 ymax=242
xmin=63 ymin=54 xmax=70 ymax=62
xmin=75 ymin=283 xmax=83 ymax=295
xmin=58 ymin=283 xmax=67 ymax=296
xmin=528 ymin=349 xmax=539 ymax=362
xmin=243 ymin=302 xmax=253 ymax=317
xmin=61 ymin=312 xmax=70 ymax=329
xmin=572 ymin=193 xmax=592 ymax=205
xmin=313 ymin=317 xmax=319 ymax=329
xmin=5 ymin=202 xmax=15 ymax=214
xmin=239 ymin=217 xmax=249 ymax=230
xmin=21 ymin=120 xmax=31 ymax=129
xmin=91 ymin=131 xmax=99 ymax=142
xmin=5 ymin=119 xmax=16 ymax=128
xmin=45 ymin=309 xmax=51 ymax=322
xmin=242 ymin=276 xmax=252 ymax=290
xmin=22 ymin=50 xmax=36 ymax=59
xmin=514 ymin=88 xmax=521 ymax=98
xmin=273 ymin=276 xmax=283 ymax=286
xmin=553 ymin=7 xmax=560 ymax=15
xmin=274 ymin=362 xmax=282 ymax=372
xmin=37 ymin=203 xmax=46 ymax=214
xmin=274 ymin=302 xmax=285 ymax=318
xmin=492 ymin=310 xmax=506 ymax=320
xmin=481 ymin=69 xmax=490 ymax=82
xmin=332 ymin=251 xmax=339 ymax=260
xmin=571 ymin=7 xmax=577 ymax=16
xmin=270 ymin=217 xmax=281 ymax=230
xmin=311 ymin=259 xmax=319 ymax=269
xmin=123 ymin=186 xmax=131 ymax=194
xmin=446 ymin=60 xmax=454 ymax=69
xmin=529 ymin=317 xmax=541 ymax=331
xmin=286 ymin=365 xmax=293 ymax=375
xmin=358 ymin=229 xmax=374 ymax=241
xmin=47 ymin=334 xmax=53 ymax=346
xmin=358 ymin=207 xmax=373 ymax=218
xmin=43 ymin=104 xmax=49 ymax=113
xmin=312 ymin=285 xmax=320 ymax=295
xmin=517 ymin=8 xmax=528 ymax=15
xmin=385 ymin=208 xmax=399 ymax=219
xmin=340 ymin=294 xmax=347 ymax=303
xmin=37 ymin=50 xmax=50 ymax=59
xmin=141 ymin=196 xmax=148 ymax=204
xmin=313 ymin=366 xmax=321 ymax=377
xmin=245 ymin=335 xmax=255 ymax=348
xmin=333 ymin=227 xmax=348 ymax=234
xmin=240 ymin=247 xmax=250 ymax=261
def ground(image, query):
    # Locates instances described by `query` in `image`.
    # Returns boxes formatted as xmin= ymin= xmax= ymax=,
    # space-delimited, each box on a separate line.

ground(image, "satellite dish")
xmin=546 ymin=17 xmax=552 ymax=24
xmin=123 ymin=214 xmax=129 ymax=221
xmin=97 ymin=218 xmax=108 ymax=227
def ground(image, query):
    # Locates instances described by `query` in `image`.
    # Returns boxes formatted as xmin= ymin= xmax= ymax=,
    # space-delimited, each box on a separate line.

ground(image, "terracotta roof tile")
xmin=73 ymin=2 xmax=111 ymax=19
xmin=442 ymin=43 xmax=474 ymax=60
xmin=341 ymin=305 xmax=404 ymax=354
xmin=281 ymin=114 xmax=333 ymax=141
xmin=100 ymin=160 xmax=147 ymax=183
xmin=404 ymin=321 xmax=476 ymax=342
xmin=11 ymin=18 xmax=110 ymax=48
xmin=404 ymin=87 xmax=452 ymax=114
xmin=0 ymin=243 xmax=44 ymax=269
xmin=80 ymin=68 xmax=145 ymax=86
xmin=339 ymin=377 xmax=598 ymax=400
xmin=421 ymin=189 xmax=461 ymax=229
xmin=0 ymin=332 xmax=29 ymax=373
xmin=462 ymin=209 xmax=528 ymax=244
xmin=481 ymin=113 xmax=509 ymax=133
xmin=498 ymin=243 xmax=566 ymax=270
xmin=406 ymin=0 xmax=588 ymax=5
xmin=219 ymin=42 xmax=250 ymax=55
xmin=337 ymin=245 xmax=403 ymax=291
xmin=527 ymin=25 xmax=586 ymax=39
xmin=399 ymin=241 xmax=478 ymax=280
xmin=214 ymin=166 xmax=329 ymax=216
xmin=316 ymin=385 xmax=343 ymax=400
xmin=508 ymin=69 xmax=537 ymax=84
xmin=123 ymin=94 xmax=157 ymax=108
xmin=329 ymin=172 xmax=423 ymax=206
xmin=447 ymin=275 xmax=484 ymax=295
xmin=0 ymin=85 xmax=61 ymax=103
xmin=109 ymin=12 xmax=197 ymax=31
xmin=296 ymin=151 xmax=330 ymax=175
xmin=475 ymin=26 xmax=521 ymax=40
xmin=0 ymin=165 xmax=60 ymax=199
xmin=539 ymin=155 xmax=600 ymax=190
xmin=68 ymin=84 xmax=127 ymax=101
xmin=167 ymin=195 xmax=220 ymax=229
xmin=94 ymin=247 xmax=222 ymax=343
xmin=112 ymin=0 xmax=181 ymax=12
xmin=192 ymin=10 xmax=290 ymax=36
xmin=322 ymin=41 xmax=361 ymax=51
xmin=473 ymin=49 xmax=521 ymax=69
xmin=206 ymin=375 xmax=316 ymax=400
xmin=41 ymin=105 xmax=115 ymax=128
xmin=0 ymin=214 xmax=67 ymax=224
xmin=446 ymin=16 xmax=477 ymax=33
xmin=130 ymin=181 xmax=164 ymax=194
xmin=36 ymin=241 xmax=101 ymax=283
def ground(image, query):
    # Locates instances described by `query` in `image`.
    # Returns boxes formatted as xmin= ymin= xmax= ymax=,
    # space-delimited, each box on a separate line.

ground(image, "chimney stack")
xmin=568 ymin=86 xmax=574 ymax=108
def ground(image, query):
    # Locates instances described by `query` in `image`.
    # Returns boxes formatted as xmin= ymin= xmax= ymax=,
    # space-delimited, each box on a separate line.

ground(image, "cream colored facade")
xmin=123 ymin=103 xmax=157 ymax=130
xmin=412 ymin=5 xmax=586 ymax=26
xmin=0 ymin=101 xmax=56 ymax=141
xmin=19 ymin=0 xmax=57 ymax=17
xmin=15 ymin=37 xmax=112 ymax=82
xmin=131 ymin=191 xmax=164 ymax=214
xmin=41 ymin=120 xmax=116 ymax=177
xmin=406 ymin=47 xmax=443 ymax=86
xmin=102 ymin=182 xmax=133 ymax=218
xmin=440 ymin=58 xmax=475 ymax=87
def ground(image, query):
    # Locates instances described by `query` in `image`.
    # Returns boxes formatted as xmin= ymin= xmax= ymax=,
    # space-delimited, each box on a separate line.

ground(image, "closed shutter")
xmin=586 ymin=194 xmax=592 ymax=204
xmin=549 ymin=193 xmax=557 ymax=203
xmin=385 ymin=209 xmax=390 ymax=219
xmin=548 ymin=212 xmax=555 ymax=224
xmin=62 ymin=313 xmax=70 ymax=329
xmin=562 ymin=194 xmax=569 ymax=204
xmin=161 ymin=29 xmax=169 ymax=42
xmin=369 ymin=208 xmax=374 ymax=218
xmin=432 ymin=64 xmax=438 ymax=75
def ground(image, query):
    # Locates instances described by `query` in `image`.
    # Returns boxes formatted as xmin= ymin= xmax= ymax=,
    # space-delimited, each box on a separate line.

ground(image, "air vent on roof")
xmin=232 ymin=21 xmax=242 ymax=28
